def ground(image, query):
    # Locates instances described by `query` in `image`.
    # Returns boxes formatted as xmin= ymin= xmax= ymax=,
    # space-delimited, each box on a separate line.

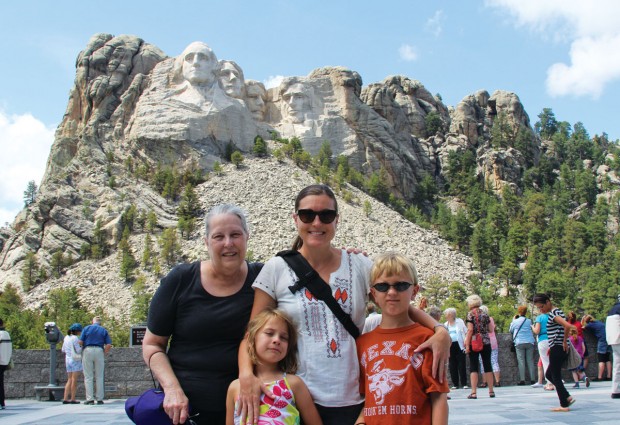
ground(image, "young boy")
xmin=356 ymin=252 xmax=449 ymax=425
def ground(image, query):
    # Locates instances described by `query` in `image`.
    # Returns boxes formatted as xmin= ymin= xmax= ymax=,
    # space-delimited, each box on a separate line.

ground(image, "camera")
xmin=44 ymin=321 xmax=63 ymax=344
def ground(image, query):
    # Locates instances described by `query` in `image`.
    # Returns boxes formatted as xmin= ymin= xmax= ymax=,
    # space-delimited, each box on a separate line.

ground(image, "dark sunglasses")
xmin=296 ymin=209 xmax=338 ymax=224
xmin=372 ymin=281 xmax=413 ymax=292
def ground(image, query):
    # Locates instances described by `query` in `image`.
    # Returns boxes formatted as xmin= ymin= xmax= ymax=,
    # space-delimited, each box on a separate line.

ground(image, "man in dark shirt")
xmin=79 ymin=316 xmax=112 ymax=404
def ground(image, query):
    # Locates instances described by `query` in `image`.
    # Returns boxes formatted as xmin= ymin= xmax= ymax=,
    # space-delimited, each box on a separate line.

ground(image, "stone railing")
xmin=4 ymin=333 xmax=601 ymax=399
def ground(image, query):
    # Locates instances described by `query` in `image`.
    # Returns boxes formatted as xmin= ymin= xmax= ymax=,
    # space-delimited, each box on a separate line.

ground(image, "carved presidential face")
xmin=181 ymin=42 xmax=217 ymax=86
xmin=245 ymin=81 xmax=267 ymax=120
xmin=219 ymin=61 xmax=245 ymax=99
xmin=282 ymin=83 xmax=309 ymax=123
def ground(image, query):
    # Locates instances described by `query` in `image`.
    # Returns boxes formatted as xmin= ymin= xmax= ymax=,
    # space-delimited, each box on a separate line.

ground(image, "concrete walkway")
xmin=0 ymin=381 xmax=617 ymax=424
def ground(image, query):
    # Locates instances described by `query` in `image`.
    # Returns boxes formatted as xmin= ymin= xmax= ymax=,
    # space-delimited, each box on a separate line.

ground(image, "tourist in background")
xmin=478 ymin=305 xmax=501 ymax=388
xmin=532 ymin=294 xmax=575 ymax=411
xmin=464 ymin=295 xmax=495 ymax=399
xmin=532 ymin=308 xmax=553 ymax=390
xmin=61 ymin=323 xmax=83 ymax=404
xmin=606 ymin=294 xmax=620 ymax=399
xmin=143 ymin=204 xmax=264 ymax=425
xmin=444 ymin=307 xmax=468 ymax=389
xmin=0 ymin=318 xmax=12 ymax=410
xmin=568 ymin=328 xmax=589 ymax=388
xmin=567 ymin=311 xmax=588 ymax=372
xmin=510 ymin=305 xmax=536 ymax=385
xmin=582 ymin=314 xmax=612 ymax=381
xmin=79 ymin=316 xmax=112 ymax=405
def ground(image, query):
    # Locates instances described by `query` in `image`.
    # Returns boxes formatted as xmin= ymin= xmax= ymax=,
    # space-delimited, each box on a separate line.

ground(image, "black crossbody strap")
xmin=277 ymin=250 xmax=360 ymax=339
xmin=512 ymin=317 xmax=526 ymax=343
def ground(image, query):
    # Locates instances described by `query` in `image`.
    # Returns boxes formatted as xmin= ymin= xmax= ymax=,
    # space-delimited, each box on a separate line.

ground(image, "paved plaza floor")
xmin=0 ymin=381 xmax=617 ymax=424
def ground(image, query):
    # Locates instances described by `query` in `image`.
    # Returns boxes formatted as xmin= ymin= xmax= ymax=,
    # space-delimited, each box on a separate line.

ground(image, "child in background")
xmin=226 ymin=308 xmax=322 ymax=425
xmin=568 ymin=328 xmax=590 ymax=388
xmin=356 ymin=252 xmax=449 ymax=425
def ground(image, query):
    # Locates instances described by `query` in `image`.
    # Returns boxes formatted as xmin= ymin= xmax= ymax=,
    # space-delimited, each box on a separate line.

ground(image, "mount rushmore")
xmin=0 ymin=32 xmax=542 ymax=314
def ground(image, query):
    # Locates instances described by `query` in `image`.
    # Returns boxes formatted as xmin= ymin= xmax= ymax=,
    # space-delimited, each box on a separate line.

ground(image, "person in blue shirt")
xmin=510 ymin=306 xmax=536 ymax=385
xmin=79 ymin=316 xmax=112 ymax=404
xmin=582 ymin=314 xmax=612 ymax=381
xmin=532 ymin=311 xmax=553 ymax=390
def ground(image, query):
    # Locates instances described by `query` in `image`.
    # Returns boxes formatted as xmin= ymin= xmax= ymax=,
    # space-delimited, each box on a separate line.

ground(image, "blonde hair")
xmin=370 ymin=252 xmax=419 ymax=286
xmin=246 ymin=308 xmax=298 ymax=374
xmin=466 ymin=294 xmax=482 ymax=309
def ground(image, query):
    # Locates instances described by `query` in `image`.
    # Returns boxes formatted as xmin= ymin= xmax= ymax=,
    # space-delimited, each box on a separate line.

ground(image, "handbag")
xmin=471 ymin=310 xmax=484 ymax=352
xmin=125 ymin=354 xmax=195 ymax=425
xmin=277 ymin=250 xmax=360 ymax=339
xmin=71 ymin=340 xmax=82 ymax=362
xmin=563 ymin=340 xmax=582 ymax=370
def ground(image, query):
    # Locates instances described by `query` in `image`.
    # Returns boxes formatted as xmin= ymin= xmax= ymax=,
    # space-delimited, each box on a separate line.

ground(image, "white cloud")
xmin=485 ymin=0 xmax=620 ymax=98
xmin=263 ymin=75 xmax=285 ymax=89
xmin=426 ymin=10 xmax=444 ymax=37
xmin=399 ymin=44 xmax=418 ymax=62
xmin=0 ymin=111 xmax=55 ymax=226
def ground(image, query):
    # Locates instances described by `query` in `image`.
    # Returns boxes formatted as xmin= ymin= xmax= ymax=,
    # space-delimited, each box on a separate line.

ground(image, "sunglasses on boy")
xmin=296 ymin=209 xmax=338 ymax=224
xmin=372 ymin=281 xmax=413 ymax=292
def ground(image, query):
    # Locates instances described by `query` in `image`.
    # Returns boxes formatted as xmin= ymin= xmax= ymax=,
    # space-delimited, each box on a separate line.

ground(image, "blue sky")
xmin=1 ymin=0 xmax=619 ymax=225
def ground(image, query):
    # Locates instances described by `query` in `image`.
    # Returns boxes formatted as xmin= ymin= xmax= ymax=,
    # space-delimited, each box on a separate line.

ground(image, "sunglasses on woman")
xmin=296 ymin=209 xmax=338 ymax=224
xmin=372 ymin=281 xmax=413 ymax=292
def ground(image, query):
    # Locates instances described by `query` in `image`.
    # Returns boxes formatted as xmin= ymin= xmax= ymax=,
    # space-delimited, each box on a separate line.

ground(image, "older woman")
xmin=510 ymin=305 xmax=536 ymax=385
xmin=142 ymin=204 xmax=263 ymax=425
xmin=444 ymin=307 xmax=468 ymax=389
xmin=533 ymin=293 xmax=576 ymax=411
xmin=238 ymin=184 xmax=450 ymax=425
xmin=464 ymin=295 xmax=495 ymax=399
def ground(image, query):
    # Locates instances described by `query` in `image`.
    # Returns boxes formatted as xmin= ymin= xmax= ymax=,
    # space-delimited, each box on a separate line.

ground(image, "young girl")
xmin=226 ymin=309 xmax=322 ymax=425
xmin=568 ymin=328 xmax=590 ymax=388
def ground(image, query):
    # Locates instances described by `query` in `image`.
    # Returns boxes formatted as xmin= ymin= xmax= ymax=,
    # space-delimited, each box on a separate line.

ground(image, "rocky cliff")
xmin=0 ymin=33 xmax=544 ymax=316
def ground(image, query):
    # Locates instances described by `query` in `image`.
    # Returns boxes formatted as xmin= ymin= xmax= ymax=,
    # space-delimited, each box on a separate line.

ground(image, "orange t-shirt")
xmin=356 ymin=323 xmax=449 ymax=425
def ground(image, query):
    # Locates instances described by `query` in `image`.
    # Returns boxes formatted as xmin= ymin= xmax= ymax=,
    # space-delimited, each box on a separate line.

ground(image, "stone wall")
xmin=4 ymin=334 xmax=601 ymax=399
xmin=5 ymin=347 xmax=152 ymax=399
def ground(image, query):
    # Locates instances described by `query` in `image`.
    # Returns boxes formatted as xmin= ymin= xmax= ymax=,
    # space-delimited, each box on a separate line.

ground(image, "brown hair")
xmin=246 ymin=308 xmax=298 ymax=374
xmin=517 ymin=305 xmax=528 ymax=316
xmin=291 ymin=184 xmax=338 ymax=251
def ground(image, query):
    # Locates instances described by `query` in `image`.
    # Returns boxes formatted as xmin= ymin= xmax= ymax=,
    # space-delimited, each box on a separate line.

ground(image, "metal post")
xmin=48 ymin=342 xmax=58 ymax=386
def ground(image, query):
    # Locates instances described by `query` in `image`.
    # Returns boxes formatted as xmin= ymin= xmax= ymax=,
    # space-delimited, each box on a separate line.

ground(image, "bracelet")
xmin=434 ymin=324 xmax=448 ymax=332
xmin=355 ymin=423 xmax=366 ymax=425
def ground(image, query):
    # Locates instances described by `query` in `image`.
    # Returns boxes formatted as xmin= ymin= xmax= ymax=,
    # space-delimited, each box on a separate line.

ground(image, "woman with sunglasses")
xmin=238 ymin=184 xmax=450 ymax=425
xmin=532 ymin=293 xmax=576 ymax=411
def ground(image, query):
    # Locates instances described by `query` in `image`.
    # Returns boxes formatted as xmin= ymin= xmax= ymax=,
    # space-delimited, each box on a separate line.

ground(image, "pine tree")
xmin=23 ymin=180 xmax=37 ymax=206
xmin=253 ymin=135 xmax=268 ymax=157
xmin=21 ymin=252 xmax=39 ymax=290
xmin=159 ymin=228 xmax=181 ymax=267
xmin=130 ymin=274 xmax=152 ymax=324
xmin=118 ymin=226 xmax=137 ymax=282
xmin=50 ymin=251 xmax=64 ymax=277
xmin=142 ymin=233 xmax=153 ymax=270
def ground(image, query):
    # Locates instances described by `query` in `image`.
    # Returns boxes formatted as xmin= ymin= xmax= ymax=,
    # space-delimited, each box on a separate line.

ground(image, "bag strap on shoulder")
xmin=277 ymin=250 xmax=360 ymax=339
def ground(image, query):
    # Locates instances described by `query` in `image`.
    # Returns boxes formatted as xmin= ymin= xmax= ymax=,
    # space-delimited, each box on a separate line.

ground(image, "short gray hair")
xmin=443 ymin=307 xmax=457 ymax=318
xmin=427 ymin=306 xmax=441 ymax=321
xmin=479 ymin=305 xmax=489 ymax=314
xmin=205 ymin=204 xmax=249 ymax=237
xmin=466 ymin=294 xmax=482 ymax=309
